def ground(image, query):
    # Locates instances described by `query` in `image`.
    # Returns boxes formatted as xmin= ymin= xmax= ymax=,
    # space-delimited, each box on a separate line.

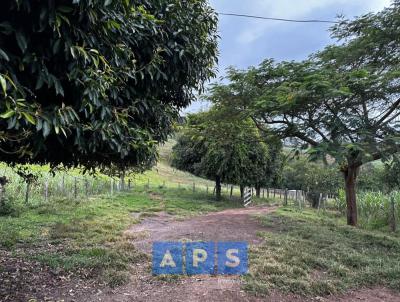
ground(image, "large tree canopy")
xmin=0 ymin=0 xmax=218 ymax=173
xmin=214 ymin=2 xmax=400 ymax=225
xmin=172 ymin=104 xmax=282 ymax=200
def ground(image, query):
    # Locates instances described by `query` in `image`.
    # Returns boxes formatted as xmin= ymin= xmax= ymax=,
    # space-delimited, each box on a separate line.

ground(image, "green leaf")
xmin=52 ymin=39 xmax=61 ymax=55
xmin=22 ymin=112 xmax=36 ymax=125
xmin=0 ymin=74 xmax=6 ymax=95
xmin=54 ymin=78 xmax=64 ymax=96
xmin=57 ymin=6 xmax=73 ymax=13
xmin=43 ymin=121 xmax=51 ymax=137
xmin=0 ymin=110 xmax=14 ymax=119
xmin=15 ymin=31 xmax=27 ymax=53
xmin=104 ymin=0 xmax=112 ymax=6
xmin=35 ymin=76 xmax=44 ymax=90
xmin=0 ymin=48 xmax=9 ymax=61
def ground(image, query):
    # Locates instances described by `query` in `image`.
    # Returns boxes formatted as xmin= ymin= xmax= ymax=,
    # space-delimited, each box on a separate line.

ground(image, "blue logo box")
xmin=152 ymin=241 xmax=248 ymax=275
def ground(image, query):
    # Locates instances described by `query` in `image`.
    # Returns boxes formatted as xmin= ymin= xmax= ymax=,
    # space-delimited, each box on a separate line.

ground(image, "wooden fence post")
xmin=317 ymin=193 xmax=322 ymax=211
xmin=111 ymin=179 xmax=114 ymax=196
xmin=230 ymin=185 xmax=233 ymax=198
xmin=284 ymin=189 xmax=288 ymax=206
xmin=206 ymin=185 xmax=209 ymax=194
xmin=44 ymin=178 xmax=49 ymax=202
xmin=25 ymin=182 xmax=30 ymax=204
xmin=262 ymin=188 xmax=265 ymax=198
xmin=61 ymin=175 xmax=65 ymax=195
xmin=128 ymin=179 xmax=131 ymax=190
xmin=74 ymin=177 xmax=77 ymax=199
xmin=390 ymin=194 xmax=397 ymax=232
xmin=85 ymin=179 xmax=89 ymax=198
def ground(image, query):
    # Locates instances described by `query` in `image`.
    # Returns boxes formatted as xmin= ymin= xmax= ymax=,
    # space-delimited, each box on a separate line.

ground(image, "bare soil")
xmin=2 ymin=205 xmax=400 ymax=302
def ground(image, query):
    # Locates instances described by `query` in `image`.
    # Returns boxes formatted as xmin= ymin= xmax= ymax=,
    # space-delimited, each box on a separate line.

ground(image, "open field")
xmin=1 ymin=143 xmax=400 ymax=301
xmin=1 ymin=181 xmax=400 ymax=301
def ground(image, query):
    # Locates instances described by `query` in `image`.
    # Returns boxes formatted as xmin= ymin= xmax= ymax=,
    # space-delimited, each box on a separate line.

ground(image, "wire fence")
xmin=0 ymin=168 xmax=397 ymax=231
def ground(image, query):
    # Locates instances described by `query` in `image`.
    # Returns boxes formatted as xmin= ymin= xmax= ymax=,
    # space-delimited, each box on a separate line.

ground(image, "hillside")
xmin=135 ymin=139 xmax=215 ymax=189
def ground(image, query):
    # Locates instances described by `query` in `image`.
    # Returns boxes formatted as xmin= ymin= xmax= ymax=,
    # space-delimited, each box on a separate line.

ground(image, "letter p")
xmin=186 ymin=242 xmax=214 ymax=275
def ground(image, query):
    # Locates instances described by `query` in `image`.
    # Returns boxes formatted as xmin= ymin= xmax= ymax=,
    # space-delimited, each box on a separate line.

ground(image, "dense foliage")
xmin=0 ymin=0 xmax=218 ymax=173
xmin=282 ymin=158 xmax=341 ymax=199
xmin=172 ymin=107 xmax=282 ymax=200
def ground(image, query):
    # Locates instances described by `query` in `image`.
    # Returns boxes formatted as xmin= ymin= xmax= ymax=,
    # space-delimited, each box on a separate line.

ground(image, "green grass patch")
xmin=245 ymin=207 xmax=400 ymax=297
xmin=0 ymin=187 xmax=238 ymax=287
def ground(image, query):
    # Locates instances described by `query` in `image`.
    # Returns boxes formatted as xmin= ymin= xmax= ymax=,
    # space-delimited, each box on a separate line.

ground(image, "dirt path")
xmin=84 ymin=206 xmax=400 ymax=302
xmin=125 ymin=206 xmax=276 ymax=253
xmin=83 ymin=205 xmax=276 ymax=302
xmin=3 ymin=205 xmax=400 ymax=301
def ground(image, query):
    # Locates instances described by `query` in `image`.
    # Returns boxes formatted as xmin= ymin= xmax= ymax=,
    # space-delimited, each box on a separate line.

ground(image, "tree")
xmin=205 ymin=70 xmax=283 ymax=198
xmin=282 ymin=158 xmax=341 ymax=208
xmin=221 ymin=3 xmax=400 ymax=225
xmin=0 ymin=0 xmax=218 ymax=173
xmin=172 ymin=107 xmax=279 ymax=201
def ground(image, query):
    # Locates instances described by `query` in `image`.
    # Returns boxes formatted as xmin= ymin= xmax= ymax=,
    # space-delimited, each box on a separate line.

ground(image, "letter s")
xmin=225 ymin=249 xmax=240 ymax=268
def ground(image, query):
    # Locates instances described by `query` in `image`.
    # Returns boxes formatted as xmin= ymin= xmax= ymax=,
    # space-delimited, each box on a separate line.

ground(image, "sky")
xmin=184 ymin=0 xmax=392 ymax=113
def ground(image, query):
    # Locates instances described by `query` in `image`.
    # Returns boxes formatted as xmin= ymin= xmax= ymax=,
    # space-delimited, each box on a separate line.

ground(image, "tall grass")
xmin=337 ymin=189 xmax=399 ymax=230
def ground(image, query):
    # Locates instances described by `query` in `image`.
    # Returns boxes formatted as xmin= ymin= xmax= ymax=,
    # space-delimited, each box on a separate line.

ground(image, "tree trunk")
xmin=25 ymin=182 xmax=30 ymax=204
xmin=255 ymin=186 xmax=261 ymax=198
xmin=240 ymin=185 xmax=244 ymax=198
xmin=215 ymin=176 xmax=222 ymax=201
xmin=343 ymin=166 xmax=358 ymax=226
xmin=306 ymin=192 xmax=320 ymax=208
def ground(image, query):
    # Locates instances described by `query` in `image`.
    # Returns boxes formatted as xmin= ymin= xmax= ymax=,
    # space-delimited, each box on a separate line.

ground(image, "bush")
xmin=0 ymin=198 xmax=20 ymax=217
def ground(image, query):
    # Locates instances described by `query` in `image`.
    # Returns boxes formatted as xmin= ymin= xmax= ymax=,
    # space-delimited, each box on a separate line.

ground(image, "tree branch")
xmin=375 ymin=97 xmax=400 ymax=126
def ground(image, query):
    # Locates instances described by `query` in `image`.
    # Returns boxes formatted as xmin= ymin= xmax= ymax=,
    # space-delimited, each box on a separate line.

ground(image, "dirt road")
xmin=85 ymin=206 xmax=400 ymax=302
xmin=3 ymin=205 xmax=400 ymax=302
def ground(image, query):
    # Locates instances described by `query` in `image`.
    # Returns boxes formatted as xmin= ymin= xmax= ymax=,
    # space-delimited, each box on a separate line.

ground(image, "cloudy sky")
xmin=184 ymin=0 xmax=392 ymax=113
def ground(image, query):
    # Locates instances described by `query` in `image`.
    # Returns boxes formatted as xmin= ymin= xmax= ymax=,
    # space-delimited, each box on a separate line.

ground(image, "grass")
xmin=0 ymin=186 xmax=236 ymax=287
xmin=245 ymin=207 xmax=400 ymax=297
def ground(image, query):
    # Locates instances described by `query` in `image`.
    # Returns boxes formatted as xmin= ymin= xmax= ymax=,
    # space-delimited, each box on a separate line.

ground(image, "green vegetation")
xmin=0 ymin=186 xmax=235 ymax=287
xmin=245 ymin=207 xmax=400 ymax=296
xmin=337 ymin=190 xmax=400 ymax=231
xmin=209 ymin=3 xmax=400 ymax=226
xmin=0 ymin=0 xmax=218 ymax=173
xmin=171 ymin=108 xmax=282 ymax=200
xmin=1 ymin=0 xmax=400 ymax=299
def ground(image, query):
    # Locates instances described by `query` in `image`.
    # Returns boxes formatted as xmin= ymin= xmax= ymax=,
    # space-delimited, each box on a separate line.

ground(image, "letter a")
xmin=160 ymin=250 xmax=176 ymax=268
